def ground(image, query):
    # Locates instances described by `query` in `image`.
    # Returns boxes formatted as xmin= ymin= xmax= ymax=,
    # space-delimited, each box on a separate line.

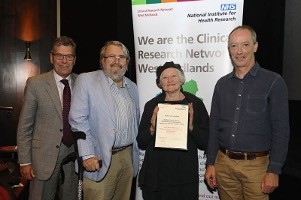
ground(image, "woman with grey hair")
xmin=137 ymin=61 xmax=209 ymax=200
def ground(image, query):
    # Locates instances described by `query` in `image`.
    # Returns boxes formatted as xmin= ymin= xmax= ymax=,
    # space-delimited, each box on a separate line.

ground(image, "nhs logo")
xmin=221 ymin=4 xmax=236 ymax=11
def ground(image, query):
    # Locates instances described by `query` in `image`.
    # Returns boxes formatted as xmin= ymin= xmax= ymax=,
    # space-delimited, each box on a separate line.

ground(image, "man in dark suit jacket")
xmin=17 ymin=36 xmax=78 ymax=200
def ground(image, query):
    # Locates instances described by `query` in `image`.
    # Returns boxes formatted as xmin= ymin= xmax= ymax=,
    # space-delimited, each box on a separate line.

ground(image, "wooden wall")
xmin=0 ymin=0 xmax=57 ymax=146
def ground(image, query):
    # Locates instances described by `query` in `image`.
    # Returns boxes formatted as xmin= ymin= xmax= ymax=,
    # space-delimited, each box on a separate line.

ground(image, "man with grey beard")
xmin=69 ymin=41 xmax=140 ymax=200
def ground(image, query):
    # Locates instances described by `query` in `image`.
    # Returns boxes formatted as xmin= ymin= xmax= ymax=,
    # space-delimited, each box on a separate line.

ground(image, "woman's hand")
xmin=188 ymin=103 xmax=194 ymax=132
xmin=150 ymin=106 xmax=159 ymax=136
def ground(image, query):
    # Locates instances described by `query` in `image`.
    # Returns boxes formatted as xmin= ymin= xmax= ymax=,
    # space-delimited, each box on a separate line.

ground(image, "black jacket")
xmin=137 ymin=91 xmax=209 ymax=192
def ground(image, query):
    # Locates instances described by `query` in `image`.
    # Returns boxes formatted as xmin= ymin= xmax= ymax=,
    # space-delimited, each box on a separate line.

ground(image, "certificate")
xmin=155 ymin=103 xmax=188 ymax=150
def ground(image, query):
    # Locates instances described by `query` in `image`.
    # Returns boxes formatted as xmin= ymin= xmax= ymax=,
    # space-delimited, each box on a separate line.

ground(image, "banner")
xmin=131 ymin=0 xmax=244 ymax=199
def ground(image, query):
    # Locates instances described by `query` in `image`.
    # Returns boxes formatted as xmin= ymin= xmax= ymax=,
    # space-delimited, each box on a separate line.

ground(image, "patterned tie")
xmin=60 ymin=79 xmax=73 ymax=147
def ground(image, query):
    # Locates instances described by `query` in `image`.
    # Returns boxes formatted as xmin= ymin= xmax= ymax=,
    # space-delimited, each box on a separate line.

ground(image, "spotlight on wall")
xmin=24 ymin=41 xmax=32 ymax=60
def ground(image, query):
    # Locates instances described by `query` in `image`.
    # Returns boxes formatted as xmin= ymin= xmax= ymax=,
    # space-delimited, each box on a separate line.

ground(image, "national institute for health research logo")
xmin=220 ymin=3 xmax=236 ymax=11
xmin=132 ymin=0 xmax=202 ymax=5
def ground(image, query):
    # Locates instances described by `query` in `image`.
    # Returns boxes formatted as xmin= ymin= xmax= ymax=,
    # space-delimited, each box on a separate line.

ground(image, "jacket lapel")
xmin=45 ymin=71 xmax=62 ymax=119
xmin=97 ymin=70 xmax=116 ymax=123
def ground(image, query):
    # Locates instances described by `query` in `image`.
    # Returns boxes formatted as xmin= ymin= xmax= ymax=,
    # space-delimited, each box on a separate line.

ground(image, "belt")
xmin=111 ymin=144 xmax=132 ymax=155
xmin=219 ymin=147 xmax=269 ymax=160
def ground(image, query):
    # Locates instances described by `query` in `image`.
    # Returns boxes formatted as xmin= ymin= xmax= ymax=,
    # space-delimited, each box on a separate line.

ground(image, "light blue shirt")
xmin=108 ymin=77 xmax=136 ymax=148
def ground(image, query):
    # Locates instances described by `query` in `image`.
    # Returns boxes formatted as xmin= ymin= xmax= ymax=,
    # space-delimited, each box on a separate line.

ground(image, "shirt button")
xmin=232 ymin=134 xmax=235 ymax=137
xmin=238 ymin=94 xmax=241 ymax=97
xmin=234 ymin=121 xmax=238 ymax=124
xmin=236 ymin=107 xmax=239 ymax=110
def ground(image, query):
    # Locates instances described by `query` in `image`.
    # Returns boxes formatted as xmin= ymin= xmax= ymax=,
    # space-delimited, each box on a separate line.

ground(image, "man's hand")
xmin=204 ymin=165 xmax=218 ymax=190
xmin=261 ymin=172 xmax=279 ymax=194
xmin=83 ymin=157 xmax=100 ymax=172
xmin=20 ymin=164 xmax=35 ymax=180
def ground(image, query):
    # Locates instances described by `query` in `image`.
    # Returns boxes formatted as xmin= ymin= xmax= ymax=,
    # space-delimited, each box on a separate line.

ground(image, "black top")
xmin=137 ymin=91 xmax=209 ymax=192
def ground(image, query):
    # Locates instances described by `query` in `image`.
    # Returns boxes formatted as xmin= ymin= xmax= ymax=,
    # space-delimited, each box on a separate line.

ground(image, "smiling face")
xmin=100 ymin=44 xmax=128 ymax=84
xmin=160 ymin=68 xmax=183 ymax=94
xmin=228 ymin=28 xmax=258 ymax=70
xmin=50 ymin=45 xmax=76 ymax=78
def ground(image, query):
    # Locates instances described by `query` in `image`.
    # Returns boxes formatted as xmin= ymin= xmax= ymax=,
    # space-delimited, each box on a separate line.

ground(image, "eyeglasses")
xmin=104 ymin=55 xmax=128 ymax=63
xmin=51 ymin=53 xmax=75 ymax=61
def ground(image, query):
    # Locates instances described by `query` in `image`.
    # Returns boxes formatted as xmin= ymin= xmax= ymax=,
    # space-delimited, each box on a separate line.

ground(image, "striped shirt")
xmin=108 ymin=77 xmax=136 ymax=148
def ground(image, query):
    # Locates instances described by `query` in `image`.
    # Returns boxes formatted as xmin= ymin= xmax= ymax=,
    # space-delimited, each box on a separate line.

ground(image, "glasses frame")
xmin=51 ymin=52 xmax=76 ymax=61
xmin=103 ymin=55 xmax=128 ymax=63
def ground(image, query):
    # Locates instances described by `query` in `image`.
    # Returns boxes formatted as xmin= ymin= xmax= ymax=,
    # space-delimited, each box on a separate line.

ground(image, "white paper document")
xmin=155 ymin=103 xmax=189 ymax=150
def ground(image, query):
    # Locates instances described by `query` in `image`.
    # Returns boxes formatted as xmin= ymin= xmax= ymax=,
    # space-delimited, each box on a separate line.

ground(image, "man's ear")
xmin=254 ymin=42 xmax=258 ymax=53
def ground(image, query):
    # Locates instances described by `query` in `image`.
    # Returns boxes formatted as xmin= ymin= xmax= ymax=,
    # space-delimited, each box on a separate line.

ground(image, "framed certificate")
xmin=155 ymin=103 xmax=189 ymax=150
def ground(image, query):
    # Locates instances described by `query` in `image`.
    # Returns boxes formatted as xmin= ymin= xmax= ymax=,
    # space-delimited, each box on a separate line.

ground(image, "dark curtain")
xmin=61 ymin=0 xmax=136 ymax=82
xmin=237 ymin=2 xmax=301 ymax=199
xmin=243 ymin=0 xmax=285 ymax=74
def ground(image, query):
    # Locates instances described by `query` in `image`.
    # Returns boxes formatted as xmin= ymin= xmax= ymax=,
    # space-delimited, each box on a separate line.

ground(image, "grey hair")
xmin=157 ymin=68 xmax=186 ymax=89
xmin=51 ymin=36 xmax=76 ymax=54
xmin=99 ymin=40 xmax=130 ymax=61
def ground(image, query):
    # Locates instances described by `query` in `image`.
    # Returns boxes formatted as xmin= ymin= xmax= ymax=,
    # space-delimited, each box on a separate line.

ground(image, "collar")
xmin=227 ymin=62 xmax=260 ymax=79
xmin=107 ymin=76 xmax=127 ymax=88
xmin=53 ymin=70 xmax=71 ymax=84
